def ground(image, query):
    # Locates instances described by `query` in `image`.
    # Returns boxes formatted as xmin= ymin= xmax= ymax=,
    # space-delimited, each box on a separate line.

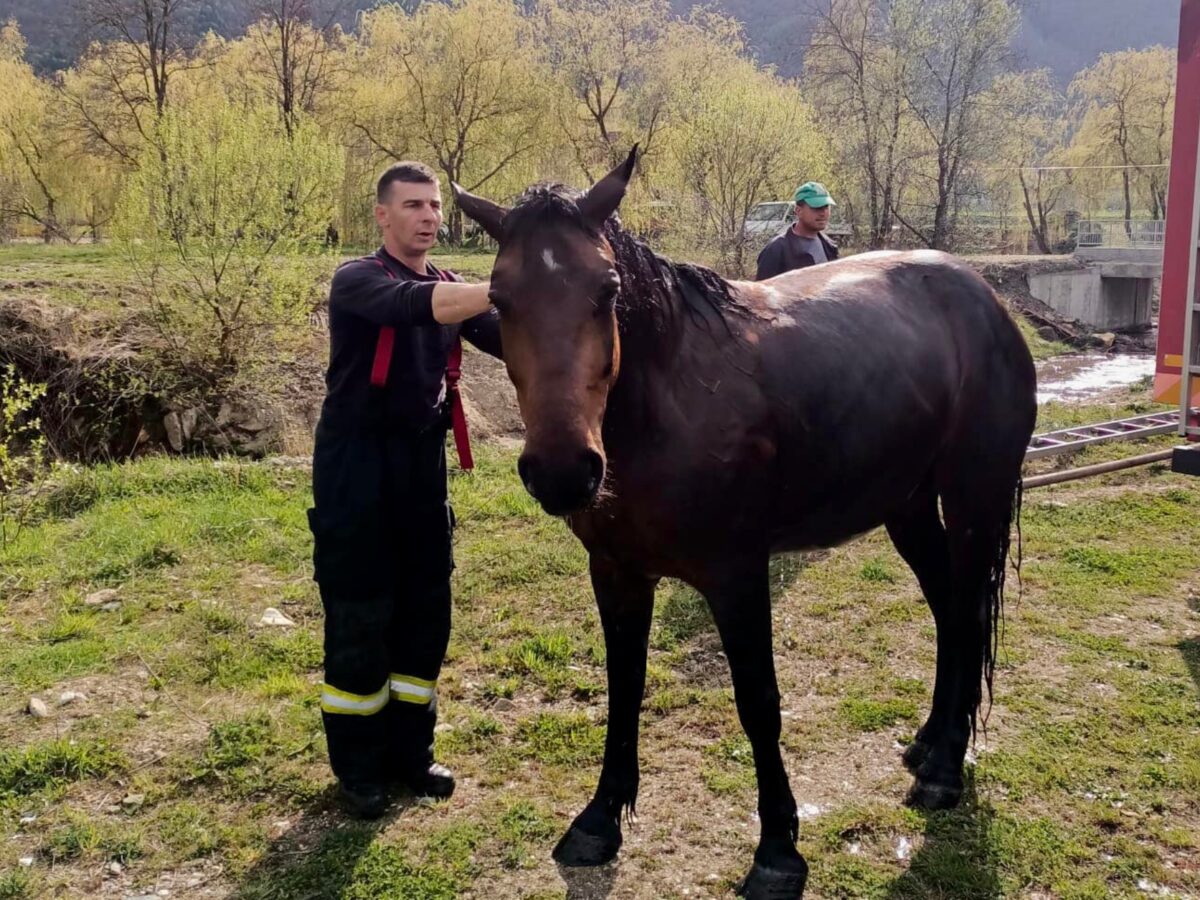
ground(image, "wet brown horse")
xmin=453 ymin=150 xmax=1036 ymax=898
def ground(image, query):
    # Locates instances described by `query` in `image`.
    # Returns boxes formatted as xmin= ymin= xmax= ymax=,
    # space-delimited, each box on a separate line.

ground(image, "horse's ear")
xmin=578 ymin=144 xmax=639 ymax=229
xmin=451 ymin=183 xmax=509 ymax=242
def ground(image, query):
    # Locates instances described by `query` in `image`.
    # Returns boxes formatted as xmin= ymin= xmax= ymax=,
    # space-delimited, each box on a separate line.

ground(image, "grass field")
xmin=1 ymin=388 xmax=1198 ymax=898
xmin=0 ymin=244 xmax=1195 ymax=898
xmin=0 ymin=243 xmax=498 ymax=315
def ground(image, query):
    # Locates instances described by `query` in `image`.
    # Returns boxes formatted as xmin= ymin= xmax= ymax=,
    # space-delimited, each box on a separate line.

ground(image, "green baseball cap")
xmin=793 ymin=181 xmax=836 ymax=208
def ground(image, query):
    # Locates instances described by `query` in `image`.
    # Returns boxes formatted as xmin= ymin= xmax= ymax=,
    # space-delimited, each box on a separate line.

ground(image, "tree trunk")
xmin=1020 ymin=174 xmax=1051 ymax=255
xmin=1121 ymin=164 xmax=1133 ymax=238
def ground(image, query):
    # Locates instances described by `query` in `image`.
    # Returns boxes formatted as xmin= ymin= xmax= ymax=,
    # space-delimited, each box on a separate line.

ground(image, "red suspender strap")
xmin=368 ymin=258 xmax=473 ymax=471
xmin=369 ymin=327 xmax=395 ymax=387
xmin=439 ymin=269 xmax=475 ymax=471
xmin=446 ymin=338 xmax=474 ymax=471
xmin=369 ymin=258 xmax=396 ymax=388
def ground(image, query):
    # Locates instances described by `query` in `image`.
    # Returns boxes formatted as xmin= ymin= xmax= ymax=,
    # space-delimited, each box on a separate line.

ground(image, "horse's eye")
xmin=595 ymin=282 xmax=619 ymax=312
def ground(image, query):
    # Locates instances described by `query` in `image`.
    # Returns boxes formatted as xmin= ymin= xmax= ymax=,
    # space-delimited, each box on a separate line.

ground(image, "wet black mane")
xmin=504 ymin=184 xmax=750 ymax=338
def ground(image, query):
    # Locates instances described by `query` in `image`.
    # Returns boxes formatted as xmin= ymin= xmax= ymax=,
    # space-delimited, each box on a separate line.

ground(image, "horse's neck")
xmin=603 ymin=259 xmax=675 ymax=444
xmin=605 ymin=238 xmax=724 ymax=444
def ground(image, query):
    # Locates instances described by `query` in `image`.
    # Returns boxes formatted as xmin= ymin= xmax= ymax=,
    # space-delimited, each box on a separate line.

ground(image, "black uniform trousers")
xmin=307 ymin=414 xmax=454 ymax=786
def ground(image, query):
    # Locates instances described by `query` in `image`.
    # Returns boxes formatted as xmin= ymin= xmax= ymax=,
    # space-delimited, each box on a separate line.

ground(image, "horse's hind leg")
xmin=553 ymin=557 xmax=656 ymax=867
xmin=903 ymin=475 xmax=1020 ymax=811
xmin=884 ymin=488 xmax=953 ymax=775
xmin=700 ymin=558 xmax=807 ymax=899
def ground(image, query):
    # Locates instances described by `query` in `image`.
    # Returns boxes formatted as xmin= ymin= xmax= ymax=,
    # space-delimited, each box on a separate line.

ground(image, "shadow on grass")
xmin=1179 ymin=636 xmax=1200 ymax=698
xmin=232 ymin=786 xmax=451 ymax=900
xmin=887 ymin=772 xmax=1002 ymax=899
xmin=656 ymin=551 xmax=824 ymax=648
xmin=556 ymin=860 xmax=619 ymax=899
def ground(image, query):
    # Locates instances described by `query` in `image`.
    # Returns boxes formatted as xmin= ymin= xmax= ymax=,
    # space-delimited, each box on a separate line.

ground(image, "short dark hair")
xmin=377 ymin=161 xmax=438 ymax=202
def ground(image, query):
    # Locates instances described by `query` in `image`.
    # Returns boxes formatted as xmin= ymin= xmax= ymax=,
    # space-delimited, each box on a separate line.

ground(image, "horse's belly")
xmin=765 ymin=414 xmax=944 ymax=551
xmin=768 ymin=481 xmax=911 ymax=552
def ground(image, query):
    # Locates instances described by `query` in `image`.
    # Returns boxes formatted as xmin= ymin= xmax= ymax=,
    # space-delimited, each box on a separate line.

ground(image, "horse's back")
xmin=732 ymin=250 xmax=1036 ymax=548
xmin=737 ymin=250 xmax=1000 ymax=323
xmin=738 ymin=249 xmax=1032 ymax=397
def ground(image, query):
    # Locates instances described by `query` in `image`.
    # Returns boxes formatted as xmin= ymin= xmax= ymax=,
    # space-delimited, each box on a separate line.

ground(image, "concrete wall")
xmin=1029 ymin=268 xmax=1099 ymax=323
xmin=1028 ymin=266 xmax=1156 ymax=331
xmin=1099 ymin=276 xmax=1154 ymax=330
xmin=1075 ymin=246 xmax=1164 ymax=268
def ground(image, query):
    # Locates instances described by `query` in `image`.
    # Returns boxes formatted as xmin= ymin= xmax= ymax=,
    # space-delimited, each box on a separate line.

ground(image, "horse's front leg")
xmin=701 ymin=559 xmax=808 ymax=899
xmin=553 ymin=555 xmax=657 ymax=867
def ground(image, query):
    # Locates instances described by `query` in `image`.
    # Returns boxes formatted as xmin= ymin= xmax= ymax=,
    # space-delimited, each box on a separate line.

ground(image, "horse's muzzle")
xmin=518 ymin=448 xmax=604 ymax=516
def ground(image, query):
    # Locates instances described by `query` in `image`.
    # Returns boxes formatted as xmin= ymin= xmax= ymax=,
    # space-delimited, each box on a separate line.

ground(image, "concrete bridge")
xmin=1027 ymin=220 xmax=1163 ymax=331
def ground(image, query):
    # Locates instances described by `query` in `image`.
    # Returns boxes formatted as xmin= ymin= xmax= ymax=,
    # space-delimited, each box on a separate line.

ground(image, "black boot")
xmin=400 ymin=762 xmax=456 ymax=799
xmin=387 ymin=694 xmax=453 ymax=798
xmin=338 ymin=780 xmax=390 ymax=819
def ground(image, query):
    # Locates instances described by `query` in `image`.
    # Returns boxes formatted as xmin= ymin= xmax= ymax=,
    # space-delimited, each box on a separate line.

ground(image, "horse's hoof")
xmin=737 ymin=859 xmax=809 ymax=899
xmin=901 ymin=738 xmax=931 ymax=774
xmin=552 ymin=822 xmax=621 ymax=867
xmin=905 ymin=775 xmax=962 ymax=811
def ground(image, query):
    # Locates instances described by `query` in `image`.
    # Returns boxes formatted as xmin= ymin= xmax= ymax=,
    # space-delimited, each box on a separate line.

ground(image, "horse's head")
xmin=452 ymin=148 xmax=637 ymax=516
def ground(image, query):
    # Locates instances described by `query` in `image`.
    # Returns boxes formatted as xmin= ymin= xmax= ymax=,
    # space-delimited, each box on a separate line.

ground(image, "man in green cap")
xmin=755 ymin=181 xmax=840 ymax=280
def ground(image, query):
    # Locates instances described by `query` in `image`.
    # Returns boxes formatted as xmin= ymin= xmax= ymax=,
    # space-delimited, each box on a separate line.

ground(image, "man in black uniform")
xmin=755 ymin=181 xmax=840 ymax=280
xmin=308 ymin=161 xmax=501 ymax=819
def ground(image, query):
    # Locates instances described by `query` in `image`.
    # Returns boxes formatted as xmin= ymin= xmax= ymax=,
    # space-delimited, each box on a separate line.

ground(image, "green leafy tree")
xmin=1069 ymin=47 xmax=1175 ymax=222
xmin=0 ymin=22 xmax=77 ymax=240
xmin=349 ymin=0 xmax=549 ymax=243
xmin=114 ymin=97 xmax=343 ymax=383
xmin=987 ymin=69 xmax=1071 ymax=254
xmin=668 ymin=57 xmax=829 ymax=275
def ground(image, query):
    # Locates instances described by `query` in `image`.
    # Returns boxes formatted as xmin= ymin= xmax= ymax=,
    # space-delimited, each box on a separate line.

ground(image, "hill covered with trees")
xmin=0 ymin=0 xmax=1180 ymax=81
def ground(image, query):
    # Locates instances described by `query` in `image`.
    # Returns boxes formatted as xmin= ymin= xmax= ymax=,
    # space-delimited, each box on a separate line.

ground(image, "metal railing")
xmin=1076 ymin=219 xmax=1165 ymax=249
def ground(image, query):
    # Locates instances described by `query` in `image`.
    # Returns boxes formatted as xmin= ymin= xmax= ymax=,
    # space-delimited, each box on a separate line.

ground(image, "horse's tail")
xmin=975 ymin=476 xmax=1023 ymax=739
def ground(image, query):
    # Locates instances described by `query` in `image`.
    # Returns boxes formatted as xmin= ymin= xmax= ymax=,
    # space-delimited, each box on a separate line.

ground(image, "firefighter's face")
xmin=376 ymin=180 xmax=443 ymax=254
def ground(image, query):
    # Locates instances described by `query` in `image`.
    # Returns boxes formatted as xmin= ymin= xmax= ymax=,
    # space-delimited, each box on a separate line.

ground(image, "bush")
xmin=0 ymin=364 xmax=49 ymax=546
xmin=114 ymin=98 xmax=341 ymax=393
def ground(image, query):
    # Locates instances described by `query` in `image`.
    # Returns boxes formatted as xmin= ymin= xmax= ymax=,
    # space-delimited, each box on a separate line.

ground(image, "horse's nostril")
xmin=583 ymin=450 xmax=604 ymax=493
xmin=517 ymin=455 xmax=536 ymax=494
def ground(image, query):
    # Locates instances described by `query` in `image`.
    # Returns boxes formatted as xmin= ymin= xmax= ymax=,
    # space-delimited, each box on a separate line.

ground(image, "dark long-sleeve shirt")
xmin=319 ymin=246 xmax=502 ymax=431
xmin=755 ymin=230 xmax=840 ymax=280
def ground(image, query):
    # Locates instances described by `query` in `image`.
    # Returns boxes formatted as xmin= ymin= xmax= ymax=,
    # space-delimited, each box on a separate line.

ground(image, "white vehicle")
xmin=743 ymin=201 xmax=853 ymax=241
xmin=743 ymin=201 xmax=794 ymax=240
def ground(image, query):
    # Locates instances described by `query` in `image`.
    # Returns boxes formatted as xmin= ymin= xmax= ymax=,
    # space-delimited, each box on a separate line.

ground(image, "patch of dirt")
xmin=460 ymin=345 xmax=523 ymax=441
xmin=0 ymin=290 xmax=523 ymax=462
xmin=0 ymin=279 xmax=59 ymax=292
xmin=673 ymin=634 xmax=731 ymax=690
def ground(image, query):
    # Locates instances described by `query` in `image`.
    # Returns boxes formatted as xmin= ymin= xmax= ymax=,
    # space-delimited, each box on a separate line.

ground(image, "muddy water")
xmin=1035 ymin=353 xmax=1155 ymax=404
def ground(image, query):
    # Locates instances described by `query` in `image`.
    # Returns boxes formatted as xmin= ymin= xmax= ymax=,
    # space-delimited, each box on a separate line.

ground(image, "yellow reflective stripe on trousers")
xmin=321 ymin=680 xmax=389 ymax=715
xmin=389 ymin=673 xmax=436 ymax=705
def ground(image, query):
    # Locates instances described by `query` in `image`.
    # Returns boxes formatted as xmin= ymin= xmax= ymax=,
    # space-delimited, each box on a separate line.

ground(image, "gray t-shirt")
xmin=792 ymin=232 xmax=827 ymax=265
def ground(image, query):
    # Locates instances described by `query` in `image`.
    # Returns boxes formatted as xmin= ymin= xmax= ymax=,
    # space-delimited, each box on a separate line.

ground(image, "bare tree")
xmin=539 ymin=0 xmax=671 ymax=180
xmin=249 ymin=0 xmax=346 ymax=138
xmin=891 ymin=0 xmax=1018 ymax=249
xmin=61 ymin=0 xmax=198 ymax=169
xmin=806 ymin=0 xmax=915 ymax=249
xmin=75 ymin=0 xmax=193 ymax=118
xmin=808 ymin=0 xmax=1017 ymax=251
